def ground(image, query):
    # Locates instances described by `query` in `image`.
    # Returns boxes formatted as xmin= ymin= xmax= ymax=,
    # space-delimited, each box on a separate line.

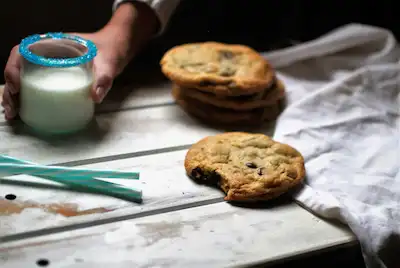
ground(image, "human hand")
xmin=2 ymin=2 xmax=158 ymax=120
xmin=1 ymin=31 xmax=124 ymax=120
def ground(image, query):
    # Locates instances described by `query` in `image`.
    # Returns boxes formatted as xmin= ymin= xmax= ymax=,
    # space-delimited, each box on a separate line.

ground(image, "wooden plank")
xmin=97 ymin=81 xmax=173 ymax=113
xmin=0 ymin=83 xmax=274 ymax=238
xmin=0 ymin=81 xmax=173 ymax=124
xmin=0 ymin=150 xmax=223 ymax=237
xmin=0 ymin=104 xmax=275 ymax=165
xmin=0 ymin=202 xmax=356 ymax=268
xmin=0 ymin=105 xmax=236 ymax=165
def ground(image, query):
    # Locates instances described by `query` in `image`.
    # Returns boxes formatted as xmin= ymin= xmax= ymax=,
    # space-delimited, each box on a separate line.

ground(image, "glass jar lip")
xmin=19 ymin=32 xmax=97 ymax=68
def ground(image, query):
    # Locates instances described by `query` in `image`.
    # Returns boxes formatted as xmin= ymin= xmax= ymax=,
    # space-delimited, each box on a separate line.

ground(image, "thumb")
xmin=91 ymin=62 xmax=115 ymax=103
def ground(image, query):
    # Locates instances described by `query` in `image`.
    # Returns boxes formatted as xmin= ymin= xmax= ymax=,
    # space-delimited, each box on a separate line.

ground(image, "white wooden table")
xmin=0 ymin=77 xmax=356 ymax=268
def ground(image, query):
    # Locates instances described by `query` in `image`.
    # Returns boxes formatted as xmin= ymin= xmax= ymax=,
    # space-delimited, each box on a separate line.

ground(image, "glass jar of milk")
xmin=18 ymin=33 xmax=97 ymax=134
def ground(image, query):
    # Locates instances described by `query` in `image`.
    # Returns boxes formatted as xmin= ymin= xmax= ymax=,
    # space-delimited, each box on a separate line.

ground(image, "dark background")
xmin=1 ymin=0 xmax=398 ymax=84
xmin=0 ymin=0 xmax=113 ymax=81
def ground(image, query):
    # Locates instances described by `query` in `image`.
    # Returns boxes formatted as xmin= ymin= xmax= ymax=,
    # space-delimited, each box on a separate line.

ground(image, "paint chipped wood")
xmin=0 ymin=78 xmax=357 ymax=268
xmin=0 ymin=202 xmax=356 ymax=268
xmin=0 ymin=81 xmax=173 ymax=124
xmin=0 ymin=150 xmax=224 ymax=236
xmin=0 ymin=105 xmax=224 ymax=164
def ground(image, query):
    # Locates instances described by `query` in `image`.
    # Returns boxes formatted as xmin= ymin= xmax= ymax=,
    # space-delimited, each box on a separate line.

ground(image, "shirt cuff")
xmin=113 ymin=0 xmax=181 ymax=35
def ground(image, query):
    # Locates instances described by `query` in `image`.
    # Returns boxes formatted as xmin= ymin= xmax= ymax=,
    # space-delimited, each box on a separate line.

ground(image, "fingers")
xmin=2 ymin=90 xmax=17 ymax=121
xmin=1 ymin=84 xmax=19 ymax=120
xmin=91 ymin=61 xmax=115 ymax=103
xmin=2 ymin=45 xmax=21 ymax=120
xmin=69 ymin=32 xmax=119 ymax=103
xmin=4 ymin=45 xmax=21 ymax=95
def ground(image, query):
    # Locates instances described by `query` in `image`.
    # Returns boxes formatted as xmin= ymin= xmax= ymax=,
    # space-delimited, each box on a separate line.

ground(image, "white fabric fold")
xmin=264 ymin=24 xmax=400 ymax=268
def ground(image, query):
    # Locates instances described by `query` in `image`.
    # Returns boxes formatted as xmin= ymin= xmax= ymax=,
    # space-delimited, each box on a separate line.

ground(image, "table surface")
xmin=0 ymin=76 xmax=356 ymax=268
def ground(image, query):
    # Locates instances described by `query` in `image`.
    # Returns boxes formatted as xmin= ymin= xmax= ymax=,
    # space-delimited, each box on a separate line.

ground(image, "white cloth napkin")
xmin=263 ymin=24 xmax=400 ymax=268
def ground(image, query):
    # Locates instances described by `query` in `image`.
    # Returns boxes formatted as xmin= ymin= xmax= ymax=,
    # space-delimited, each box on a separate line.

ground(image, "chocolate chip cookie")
xmin=185 ymin=132 xmax=305 ymax=201
xmin=161 ymin=42 xmax=275 ymax=96
xmin=172 ymin=85 xmax=282 ymax=125
xmin=174 ymin=79 xmax=285 ymax=111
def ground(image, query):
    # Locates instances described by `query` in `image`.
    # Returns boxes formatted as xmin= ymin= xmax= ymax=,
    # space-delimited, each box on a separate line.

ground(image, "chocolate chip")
xmin=287 ymin=169 xmax=297 ymax=179
xmin=258 ymin=168 xmax=264 ymax=176
xmin=191 ymin=167 xmax=204 ymax=179
xmin=207 ymin=171 xmax=221 ymax=185
xmin=191 ymin=168 xmax=221 ymax=185
xmin=219 ymin=50 xmax=235 ymax=60
xmin=5 ymin=194 xmax=16 ymax=200
xmin=246 ymin=162 xmax=257 ymax=168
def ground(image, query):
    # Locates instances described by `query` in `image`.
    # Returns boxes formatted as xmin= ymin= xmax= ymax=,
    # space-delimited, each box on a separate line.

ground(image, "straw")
xmin=0 ymin=155 xmax=142 ymax=202
xmin=0 ymin=163 xmax=140 ymax=180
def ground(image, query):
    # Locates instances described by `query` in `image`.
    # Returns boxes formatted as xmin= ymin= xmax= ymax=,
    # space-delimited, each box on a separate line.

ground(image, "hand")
xmin=78 ymin=31 xmax=129 ymax=103
xmin=2 ymin=2 xmax=158 ymax=120
xmin=2 ymin=31 xmax=123 ymax=120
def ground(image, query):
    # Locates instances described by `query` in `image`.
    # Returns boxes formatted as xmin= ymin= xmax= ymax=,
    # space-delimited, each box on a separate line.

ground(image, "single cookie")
xmin=185 ymin=132 xmax=305 ymax=201
xmin=172 ymin=85 xmax=282 ymax=125
xmin=175 ymin=79 xmax=285 ymax=111
xmin=161 ymin=42 xmax=275 ymax=96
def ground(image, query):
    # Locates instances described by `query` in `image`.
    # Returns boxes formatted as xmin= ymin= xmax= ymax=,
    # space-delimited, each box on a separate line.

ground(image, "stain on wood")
xmin=0 ymin=199 xmax=111 ymax=217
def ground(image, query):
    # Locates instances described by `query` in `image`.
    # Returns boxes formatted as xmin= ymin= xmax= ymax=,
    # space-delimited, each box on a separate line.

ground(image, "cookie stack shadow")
xmin=160 ymin=42 xmax=286 ymax=127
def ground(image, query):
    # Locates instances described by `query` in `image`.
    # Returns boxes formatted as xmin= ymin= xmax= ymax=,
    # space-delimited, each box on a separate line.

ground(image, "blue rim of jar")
xmin=19 ymin=32 xmax=97 ymax=68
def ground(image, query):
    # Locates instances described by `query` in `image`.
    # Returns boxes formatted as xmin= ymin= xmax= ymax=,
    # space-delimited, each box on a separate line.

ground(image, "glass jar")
xmin=18 ymin=33 xmax=97 ymax=134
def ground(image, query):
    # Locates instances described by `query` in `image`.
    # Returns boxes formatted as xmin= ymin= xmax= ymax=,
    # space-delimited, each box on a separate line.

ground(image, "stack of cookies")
xmin=160 ymin=42 xmax=285 ymax=126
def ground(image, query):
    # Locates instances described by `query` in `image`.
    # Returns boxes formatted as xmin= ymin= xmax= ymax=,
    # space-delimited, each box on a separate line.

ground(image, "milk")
xmin=20 ymin=66 xmax=94 ymax=134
